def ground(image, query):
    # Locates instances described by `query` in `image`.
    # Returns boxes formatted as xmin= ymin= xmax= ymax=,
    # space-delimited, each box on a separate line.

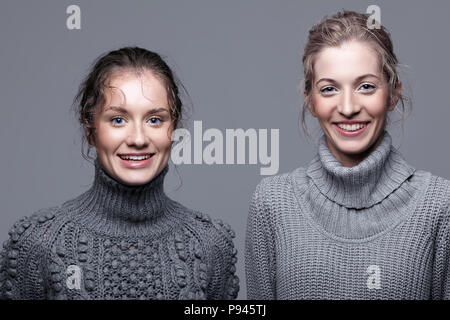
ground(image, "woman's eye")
xmin=360 ymin=83 xmax=376 ymax=91
xmin=111 ymin=117 xmax=124 ymax=125
xmin=320 ymin=86 xmax=336 ymax=94
xmin=148 ymin=117 xmax=161 ymax=125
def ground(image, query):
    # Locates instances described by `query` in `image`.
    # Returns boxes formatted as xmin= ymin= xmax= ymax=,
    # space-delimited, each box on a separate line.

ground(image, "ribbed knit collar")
xmin=306 ymin=132 xmax=415 ymax=209
xmin=85 ymin=157 xmax=169 ymax=222
xmin=290 ymin=131 xmax=428 ymax=240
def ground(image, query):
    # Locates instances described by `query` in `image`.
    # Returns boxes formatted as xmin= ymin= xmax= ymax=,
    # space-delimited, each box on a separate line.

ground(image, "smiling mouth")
xmin=335 ymin=122 xmax=369 ymax=132
xmin=118 ymin=153 xmax=155 ymax=161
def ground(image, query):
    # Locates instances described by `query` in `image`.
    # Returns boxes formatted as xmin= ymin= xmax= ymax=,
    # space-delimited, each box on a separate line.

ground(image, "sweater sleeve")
xmin=204 ymin=218 xmax=239 ymax=300
xmin=245 ymin=181 xmax=276 ymax=300
xmin=431 ymin=206 xmax=450 ymax=300
xmin=0 ymin=216 xmax=47 ymax=300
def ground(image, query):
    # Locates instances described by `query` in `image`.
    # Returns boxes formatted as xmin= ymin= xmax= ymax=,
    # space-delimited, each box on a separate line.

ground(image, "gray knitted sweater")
xmin=245 ymin=132 xmax=450 ymax=299
xmin=0 ymin=159 xmax=239 ymax=300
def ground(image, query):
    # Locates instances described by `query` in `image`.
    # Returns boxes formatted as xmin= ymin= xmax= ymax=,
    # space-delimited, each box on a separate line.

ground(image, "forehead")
xmin=103 ymin=70 xmax=168 ymax=108
xmin=314 ymin=41 xmax=381 ymax=81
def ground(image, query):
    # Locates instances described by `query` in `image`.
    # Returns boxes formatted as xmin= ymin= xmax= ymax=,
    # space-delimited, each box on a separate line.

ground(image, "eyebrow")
xmin=315 ymin=73 xmax=380 ymax=86
xmin=104 ymin=106 xmax=170 ymax=115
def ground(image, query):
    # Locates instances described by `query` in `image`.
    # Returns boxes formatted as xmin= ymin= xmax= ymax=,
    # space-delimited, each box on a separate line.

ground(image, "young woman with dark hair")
xmin=0 ymin=47 xmax=239 ymax=300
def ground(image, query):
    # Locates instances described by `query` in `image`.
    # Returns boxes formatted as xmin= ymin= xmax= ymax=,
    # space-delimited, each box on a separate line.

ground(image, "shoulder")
xmin=3 ymin=206 xmax=60 ymax=249
xmin=251 ymin=166 xmax=307 ymax=208
xmin=418 ymin=173 xmax=450 ymax=248
xmin=192 ymin=210 xmax=237 ymax=248
xmin=411 ymin=170 xmax=450 ymax=226
xmin=429 ymin=173 xmax=450 ymax=217
xmin=2 ymin=205 xmax=63 ymax=261
xmin=416 ymin=170 xmax=450 ymax=208
xmin=1 ymin=206 xmax=60 ymax=299
xmin=422 ymin=171 xmax=450 ymax=202
xmin=183 ymin=210 xmax=239 ymax=299
xmin=167 ymin=200 xmax=236 ymax=247
xmin=257 ymin=169 xmax=297 ymax=190
xmin=185 ymin=206 xmax=237 ymax=260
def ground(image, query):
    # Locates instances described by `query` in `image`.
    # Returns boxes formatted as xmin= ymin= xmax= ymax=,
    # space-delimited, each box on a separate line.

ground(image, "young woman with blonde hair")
xmin=246 ymin=10 xmax=450 ymax=300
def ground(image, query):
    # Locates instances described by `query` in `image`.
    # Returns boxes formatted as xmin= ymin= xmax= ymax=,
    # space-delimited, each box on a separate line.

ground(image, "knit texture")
xmin=245 ymin=132 xmax=450 ymax=299
xmin=0 ymin=158 xmax=239 ymax=300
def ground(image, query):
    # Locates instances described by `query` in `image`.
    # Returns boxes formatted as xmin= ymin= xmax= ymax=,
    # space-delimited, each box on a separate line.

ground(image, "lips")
xmin=118 ymin=153 xmax=155 ymax=161
xmin=333 ymin=121 xmax=370 ymax=137
xmin=117 ymin=153 xmax=155 ymax=169
xmin=335 ymin=121 xmax=369 ymax=132
xmin=118 ymin=152 xmax=154 ymax=156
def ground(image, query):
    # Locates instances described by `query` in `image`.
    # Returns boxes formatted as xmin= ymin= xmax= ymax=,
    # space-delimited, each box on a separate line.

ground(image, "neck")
xmin=307 ymin=131 xmax=415 ymax=209
xmin=85 ymin=157 xmax=169 ymax=222
xmin=292 ymin=131 xmax=423 ymax=240
xmin=326 ymin=132 xmax=386 ymax=168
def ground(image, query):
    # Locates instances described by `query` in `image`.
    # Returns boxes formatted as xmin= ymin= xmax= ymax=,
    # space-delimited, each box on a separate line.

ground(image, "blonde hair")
xmin=301 ymin=10 xmax=409 ymax=136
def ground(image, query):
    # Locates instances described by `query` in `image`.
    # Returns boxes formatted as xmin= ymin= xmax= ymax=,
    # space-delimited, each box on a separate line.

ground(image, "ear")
xmin=304 ymin=91 xmax=317 ymax=118
xmin=84 ymin=125 xmax=96 ymax=146
xmin=167 ymin=125 xmax=174 ymax=143
xmin=387 ymin=81 xmax=402 ymax=111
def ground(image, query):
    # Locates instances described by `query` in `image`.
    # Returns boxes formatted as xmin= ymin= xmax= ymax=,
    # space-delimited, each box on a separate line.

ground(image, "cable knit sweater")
xmin=0 ymin=158 xmax=239 ymax=300
xmin=245 ymin=132 xmax=450 ymax=299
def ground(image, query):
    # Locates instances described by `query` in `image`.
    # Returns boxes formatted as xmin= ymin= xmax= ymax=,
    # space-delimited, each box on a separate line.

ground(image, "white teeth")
xmin=337 ymin=123 xmax=366 ymax=131
xmin=119 ymin=155 xmax=151 ymax=161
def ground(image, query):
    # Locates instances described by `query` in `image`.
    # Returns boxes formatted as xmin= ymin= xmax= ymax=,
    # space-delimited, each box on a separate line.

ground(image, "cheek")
xmin=364 ymin=93 xmax=389 ymax=118
xmin=151 ymin=128 xmax=173 ymax=152
xmin=312 ymin=95 xmax=334 ymax=120
xmin=95 ymin=124 xmax=122 ymax=152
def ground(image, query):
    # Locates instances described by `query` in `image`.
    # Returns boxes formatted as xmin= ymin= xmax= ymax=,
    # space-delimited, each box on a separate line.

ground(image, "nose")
xmin=337 ymin=89 xmax=361 ymax=117
xmin=126 ymin=123 xmax=149 ymax=148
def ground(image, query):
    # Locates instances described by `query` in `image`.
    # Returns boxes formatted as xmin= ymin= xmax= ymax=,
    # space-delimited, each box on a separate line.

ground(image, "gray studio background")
xmin=1 ymin=0 xmax=449 ymax=299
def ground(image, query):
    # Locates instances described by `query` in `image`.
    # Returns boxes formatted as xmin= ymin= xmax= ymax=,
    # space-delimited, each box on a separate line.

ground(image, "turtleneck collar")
xmin=306 ymin=132 xmax=416 ymax=209
xmin=291 ymin=131 xmax=430 ymax=240
xmin=86 ymin=157 xmax=169 ymax=222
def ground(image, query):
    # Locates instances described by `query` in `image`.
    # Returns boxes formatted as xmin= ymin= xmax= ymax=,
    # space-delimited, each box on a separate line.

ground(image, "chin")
xmin=114 ymin=169 xmax=154 ymax=186
xmin=332 ymin=138 xmax=373 ymax=156
xmin=120 ymin=176 xmax=153 ymax=186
